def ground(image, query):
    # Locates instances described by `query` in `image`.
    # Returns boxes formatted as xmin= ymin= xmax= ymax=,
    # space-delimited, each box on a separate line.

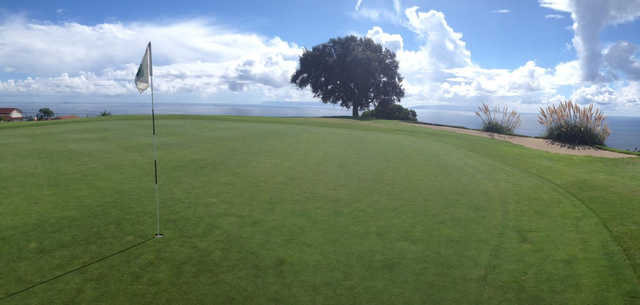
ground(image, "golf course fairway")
xmin=1 ymin=116 xmax=639 ymax=304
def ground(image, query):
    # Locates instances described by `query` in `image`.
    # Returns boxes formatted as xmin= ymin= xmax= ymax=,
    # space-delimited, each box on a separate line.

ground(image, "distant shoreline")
xmin=2 ymin=103 xmax=639 ymax=150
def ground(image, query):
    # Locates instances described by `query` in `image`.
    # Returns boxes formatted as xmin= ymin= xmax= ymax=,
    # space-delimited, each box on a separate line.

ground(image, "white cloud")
xmin=618 ymin=81 xmax=640 ymax=105
xmin=540 ymin=0 xmax=640 ymax=81
xmin=355 ymin=0 xmax=363 ymax=11
xmin=0 ymin=16 xmax=302 ymax=75
xmin=366 ymin=26 xmax=403 ymax=52
xmin=370 ymin=8 xmax=625 ymax=110
xmin=404 ymin=7 xmax=471 ymax=69
xmin=603 ymin=41 xmax=640 ymax=80
xmin=1 ymin=6 xmax=639 ymax=114
xmin=437 ymin=61 xmax=560 ymax=104
xmin=393 ymin=0 xmax=401 ymax=15
xmin=545 ymin=14 xmax=565 ymax=19
xmin=570 ymin=83 xmax=618 ymax=105
xmin=0 ymin=16 xmax=309 ymax=101
xmin=568 ymin=81 xmax=640 ymax=108
xmin=0 ymin=72 xmax=131 ymax=95
xmin=365 ymin=8 xmax=561 ymax=107
xmin=351 ymin=0 xmax=403 ymax=25
xmin=491 ymin=9 xmax=511 ymax=14
xmin=551 ymin=60 xmax=581 ymax=86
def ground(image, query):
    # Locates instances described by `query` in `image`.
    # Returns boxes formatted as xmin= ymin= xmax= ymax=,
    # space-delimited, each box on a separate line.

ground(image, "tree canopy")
xmin=291 ymin=36 xmax=405 ymax=118
xmin=38 ymin=108 xmax=54 ymax=120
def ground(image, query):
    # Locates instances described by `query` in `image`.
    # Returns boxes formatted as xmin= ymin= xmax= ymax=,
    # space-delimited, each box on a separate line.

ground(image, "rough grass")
xmin=596 ymin=145 xmax=640 ymax=156
xmin=1 ymin=116 xmax=639 ymax=305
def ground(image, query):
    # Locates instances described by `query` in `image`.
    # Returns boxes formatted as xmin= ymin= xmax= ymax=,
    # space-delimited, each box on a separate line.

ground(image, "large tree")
xmin=291 ymin=36 xmax=405 ymax=118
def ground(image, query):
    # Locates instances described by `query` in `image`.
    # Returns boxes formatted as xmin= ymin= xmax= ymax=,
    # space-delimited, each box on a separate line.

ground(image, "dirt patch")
xmin=411 ymin=123 xmax=635 ymax=159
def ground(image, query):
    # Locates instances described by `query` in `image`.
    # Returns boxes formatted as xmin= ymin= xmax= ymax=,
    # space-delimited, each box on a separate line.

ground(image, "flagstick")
xmin=149 ymin=42 xmax=163 ymax=239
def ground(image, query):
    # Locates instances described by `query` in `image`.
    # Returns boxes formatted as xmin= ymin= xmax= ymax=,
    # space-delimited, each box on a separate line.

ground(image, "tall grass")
xmin=538 ymin=100 xmax=610 ymax=146
xmin=474 ymin=103 xmax=521 ymax=135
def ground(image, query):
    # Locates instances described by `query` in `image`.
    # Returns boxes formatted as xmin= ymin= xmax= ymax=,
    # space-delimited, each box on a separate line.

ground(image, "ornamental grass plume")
xmin=537 ymin=100 xmax=610 ymax=146
xmin=475 ymin=103 xmax=521 ymax=135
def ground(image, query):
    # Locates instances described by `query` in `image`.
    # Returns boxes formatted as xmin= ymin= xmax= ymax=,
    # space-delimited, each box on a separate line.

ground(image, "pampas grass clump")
xmin=538 ymin=100 xmax=610 ymax=146
xmin=475 ymin=103 xmax=521 ymax=135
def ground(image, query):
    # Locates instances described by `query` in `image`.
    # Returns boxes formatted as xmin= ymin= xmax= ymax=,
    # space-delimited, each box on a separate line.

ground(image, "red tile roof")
xmin=0 ymin=108 xmax=22 ymax=114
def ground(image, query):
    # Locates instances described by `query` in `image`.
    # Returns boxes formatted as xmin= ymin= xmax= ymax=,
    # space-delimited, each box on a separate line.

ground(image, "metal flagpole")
xmin=149 ymin=42 xmax=163 ymax=238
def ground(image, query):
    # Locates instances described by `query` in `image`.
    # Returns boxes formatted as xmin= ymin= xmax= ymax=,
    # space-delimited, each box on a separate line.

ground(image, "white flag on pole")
xmin=135 ymin=42 xmax=152 ymax=93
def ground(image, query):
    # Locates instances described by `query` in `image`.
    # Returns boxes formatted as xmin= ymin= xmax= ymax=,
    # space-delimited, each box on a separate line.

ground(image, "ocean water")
xmin=6 ymin=102 xmax=640 ymax=151
xmin=12 ymin=102 xmax=351 ymax=118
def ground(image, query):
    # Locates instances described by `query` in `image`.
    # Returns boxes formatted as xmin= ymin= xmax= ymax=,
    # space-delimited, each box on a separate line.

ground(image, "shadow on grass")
xmin=542 ymin=139 xmax=611 ymax=151
xmin=1 ymin=237 xmax=154 ymax=301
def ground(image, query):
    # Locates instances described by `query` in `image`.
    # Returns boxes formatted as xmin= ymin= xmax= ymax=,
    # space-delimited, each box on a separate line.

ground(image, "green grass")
xmin=596 ymin=145 xmax=640 ymax=156
xmin=1 ymin=116 xmax=639 ymax=304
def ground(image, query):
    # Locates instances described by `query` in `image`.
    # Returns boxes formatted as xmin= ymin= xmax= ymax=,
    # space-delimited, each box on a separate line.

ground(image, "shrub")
xmin=474 ymin=103 xmax=521 ymax=135
xmin=361 ymin=102 xmax=417 ymax=121
xmin=100 ymin=110 xmax=112 ymax=117
xmin=360 ymin=109 xmax=376 ymax=120
xmin=537 ymin=100 xmax=610 ymax=146
xmin=377 ymin=103 xmax=417 ymax=121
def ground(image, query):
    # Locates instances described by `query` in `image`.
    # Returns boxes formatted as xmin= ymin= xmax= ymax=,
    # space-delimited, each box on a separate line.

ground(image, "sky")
xmin=1 ymin=0 xmax=640 ymax=115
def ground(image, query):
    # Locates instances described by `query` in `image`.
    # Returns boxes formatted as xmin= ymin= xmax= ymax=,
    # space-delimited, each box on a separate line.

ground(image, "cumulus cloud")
xmin=0 ymin=16 xmax=308 ymax=100
xmin=603 ymin=41 xmax=640 ymax=80
xmin=366 ymin=26 xmax=403 ymax=52
xmin=0 ymin=73 xmax=130 ymax=95
xmin=404 ymin=7 xmax=471 ymax=69
xmin=0 ymin=16 xmax=301 ymax=73
xmin=570 ymin=83 xmax=618 ymax=105
xmin=352 ymin=0 xmax=403 ymax=24
xmin=566 ymin=82 xmax=639 ymax=110
xmin=540 ymin=0 xmax=640 ymax=82
xmin=360 ymin=8 xmax=557 ymax=107
xmin=382 ymin=5 xmax=639 ymax=111
xmin=366 ymin=8 xmax=593 ymax=109
xmin=550 ymin=60 xmax=581 ymax=86
xmin=618 ymin=81 xmax=640 ymax=104
xmin=2 ymin=5 xmax=640 ymax=114
xmin=436 ymin=61 xmax=567 ymax=105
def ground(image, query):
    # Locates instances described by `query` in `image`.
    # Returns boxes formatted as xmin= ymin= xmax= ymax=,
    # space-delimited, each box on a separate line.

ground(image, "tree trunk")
xmin=352 ymin=106 xmax=358 ymax=118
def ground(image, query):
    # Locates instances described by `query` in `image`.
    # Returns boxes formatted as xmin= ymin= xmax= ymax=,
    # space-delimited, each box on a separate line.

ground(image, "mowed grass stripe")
xmin=412 ymin=120 xmax=640 ymax=283
xmin=1 ymin=116 xmax=638 ymax=304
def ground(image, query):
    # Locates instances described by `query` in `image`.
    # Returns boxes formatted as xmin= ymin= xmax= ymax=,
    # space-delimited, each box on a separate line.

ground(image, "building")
xmin=0 ymin=108 xmax=24 ymax=121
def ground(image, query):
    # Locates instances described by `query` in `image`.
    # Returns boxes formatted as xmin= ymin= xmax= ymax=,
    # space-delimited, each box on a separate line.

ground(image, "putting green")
xmin=1 ymin=116 xmax=639 ymax=304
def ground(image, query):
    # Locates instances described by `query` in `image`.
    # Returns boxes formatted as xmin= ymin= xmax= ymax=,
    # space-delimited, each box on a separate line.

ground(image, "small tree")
xmin=291 ymin=36 xmax=405 ymax=118
xmin=100 ymin=110 xmax=112 ymax=117
xmin=38 ymin=108 xmax=55 ymax=120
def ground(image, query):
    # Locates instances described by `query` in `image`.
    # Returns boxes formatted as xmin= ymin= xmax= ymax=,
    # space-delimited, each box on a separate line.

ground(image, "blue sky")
xmin=1 ymin=0 xmax=640 ymax=115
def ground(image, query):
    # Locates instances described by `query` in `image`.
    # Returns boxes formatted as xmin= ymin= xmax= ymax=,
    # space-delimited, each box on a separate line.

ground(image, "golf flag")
xmin=134 ymin=42 xmax=163 ymax=238
xmin=135 ymin=42 xmax=152 ymax=93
